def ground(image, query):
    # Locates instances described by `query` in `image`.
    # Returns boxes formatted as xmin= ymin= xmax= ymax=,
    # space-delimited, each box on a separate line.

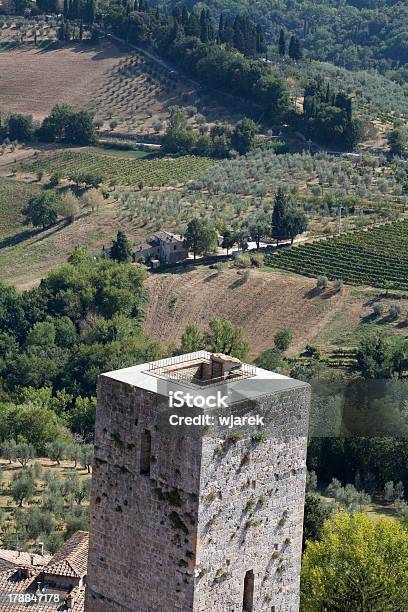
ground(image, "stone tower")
xmin=85 ymin=351 xmax=310 ymax=612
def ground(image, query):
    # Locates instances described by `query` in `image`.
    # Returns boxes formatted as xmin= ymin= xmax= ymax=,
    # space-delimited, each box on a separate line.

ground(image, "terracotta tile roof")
xmin=0 ymin=551 xmax=51 ymax=569
xmin=155 ymin=230 xmax=183 ymax=243
xmin=0 ymin=567 xmax=38 ymax=593
xmin=133 ymin=241 xmax=157 ymax=253
xmin=0 ymin=560 xmax=13 ymax=573
xmin=70 ymin=586 xmax=86 ymax=612
xmin=0 ymin=568 xmax=86 ymax=611
xmin=0 ymin=532 xmax=88 ymax=611
xmin=0 ymin=568 xmax=50 ymax=611
xmin=43 ymin=532 xmax=89 ymax=579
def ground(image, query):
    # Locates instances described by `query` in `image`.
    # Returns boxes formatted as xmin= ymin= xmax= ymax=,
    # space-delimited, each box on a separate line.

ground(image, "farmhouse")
xmin=0 ymin=531 xmax=88 ymax=611
xmin=132 ymin=230 xmax=188 ymax=265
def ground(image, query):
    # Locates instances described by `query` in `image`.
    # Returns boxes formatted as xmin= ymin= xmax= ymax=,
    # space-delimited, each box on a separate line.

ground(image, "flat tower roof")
xmin=102 ymin=351 xmax=307 ymax=401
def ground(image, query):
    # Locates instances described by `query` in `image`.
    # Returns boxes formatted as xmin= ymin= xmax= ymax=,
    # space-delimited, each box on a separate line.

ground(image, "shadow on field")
xmin=29 ymin=220 xmax=69 ymax=245
xmin=304 ymin=287 xmax=322 ymax=299
xmin=0 ymin=220 xmax=68 ymax=250
xmin=35 ymin=41 xmax=125 ymax=62
xmin=228 ymin=276 xmax=248 ymax=290
xmin=0 ymin=227 xmax=42 ymax=249
xmin=203 ymin=273 xmax=219 ymax=283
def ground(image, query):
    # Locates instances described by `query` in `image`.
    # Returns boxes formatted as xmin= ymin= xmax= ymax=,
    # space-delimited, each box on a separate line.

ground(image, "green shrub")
xmin=317 ymin=275 xmax=329 ymax=289
xmin=372 ymin=302 xmax=384 ymax=317
xmin=274 ymin=329 xmax=293 ymax=351
xmin=233 ymin=254 xmax=251 ymax=269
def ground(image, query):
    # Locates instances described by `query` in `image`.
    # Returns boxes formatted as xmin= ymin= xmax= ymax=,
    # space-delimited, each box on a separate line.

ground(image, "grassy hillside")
xmin=0 ymin=178 xmax=41 ymax=241
xmin=0 ymin=143 xmax=216 ymax=286
xmin=0 ymin=39 xmax=240 ymax=137
xmin=0 ymin=176 xmax=142 ymax=287
xmin=0 ymin=43 xmax=123 ymax=120
xmin=0 ymin=177 xmax=115 ymax=287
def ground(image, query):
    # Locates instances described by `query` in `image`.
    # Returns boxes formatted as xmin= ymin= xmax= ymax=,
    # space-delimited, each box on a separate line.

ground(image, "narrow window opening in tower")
xmin=140 ymin=429 xmax=151 ymax=476
xmin=243 ymin=569 xmax=254 ymax=612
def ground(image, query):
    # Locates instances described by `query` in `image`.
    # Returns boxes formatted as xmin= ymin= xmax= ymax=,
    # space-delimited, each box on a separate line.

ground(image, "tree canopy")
xmin=272 ymin=189 xmax=308 ymax=244
xmin=301 ymin=512 xmax=408 ymax=611
xmin=0 ymin=253 xmax=161 ymax=398
xmin=110 ymin=231 xmax=132 ymax=263
xmin=183 ymin=218 xmax=218 ymax=259
xmin=22 ymin=193 xmax=59 ymax=229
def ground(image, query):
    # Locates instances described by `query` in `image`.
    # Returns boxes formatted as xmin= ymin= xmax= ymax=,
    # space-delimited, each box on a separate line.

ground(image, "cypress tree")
xmin=325 ymin=82 xmax=331 ymax=104
xmin=200 ymin=9 xmax=209 ymax=43
xmin=278 ymin=28 xmax=286 ymax=56
xmin=83 ymin=0 xmax=95 ymax=25
xmin=220 ymin=15 xmax=234 ymax=44
xmin=288 ymin=35 xmax=295 ymax=59
xmin=233 ymin=15 xmax=244 ymax=52
xmin=186 ymin=12 xmax=200 ymax=38
xmin=65 ymin=20 xmax=71 ymax=41
xmin=289 ymin=35 xmax=303 ymax=60
xmin=256 ymin=24 xmax=266 ymax=55
xmin=335 ymin=93 xmax=353 ymax=121
xmin=172 ymin=6 xmax=182 ymax=23
xmin=71 ymin=0 xmax=79 ymax=20
xmin=218 ymin=13 xmax=224 ymax=42
xmin=295 ymin=37 xmax=303 ymax=60
xmin=272 ymin=188 xmax=287 ymax=246
xmin=110 ymin=231 xmax=132 ymax=263
xmin=169 ymin=20 xmax=183 ymax=44
xmin=272 ymin=189 xmax=307 ymax=245
xmin=244 ymin=18 xmax=257 ymax=56
xmin=206 ymin=9 xmax=215 ymax=41
xmin=181 ymin=6 xmax=189 ymax=28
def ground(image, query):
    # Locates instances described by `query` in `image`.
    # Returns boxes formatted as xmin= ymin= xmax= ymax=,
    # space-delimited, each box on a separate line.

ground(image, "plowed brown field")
xmin=144 ymin=267 xmax=351 ymax=358
xmin=0 ymin=43 xmax=124 ymax=119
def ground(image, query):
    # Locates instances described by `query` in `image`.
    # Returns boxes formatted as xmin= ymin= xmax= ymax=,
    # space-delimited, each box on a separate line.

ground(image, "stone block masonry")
xmin=85 ymin=354 xmax=310 ymax=612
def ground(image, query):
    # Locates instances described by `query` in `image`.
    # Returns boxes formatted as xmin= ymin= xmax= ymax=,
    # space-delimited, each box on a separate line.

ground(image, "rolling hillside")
xmin=144 ymin=266 xmax=351 ymax=357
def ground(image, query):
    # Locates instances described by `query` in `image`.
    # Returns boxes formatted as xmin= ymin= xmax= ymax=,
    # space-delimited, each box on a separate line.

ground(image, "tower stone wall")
xmin=85 ymin=356 xmax=310 ymax=612
xmin=193 ymin=386 xmax=309 ymax=612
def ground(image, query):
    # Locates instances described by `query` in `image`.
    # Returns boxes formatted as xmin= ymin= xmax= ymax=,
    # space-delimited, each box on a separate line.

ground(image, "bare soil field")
xmin=0 ymin=39 xmax=240 ymax=136
xmin=0 ymin=42 xmax=125 ymax=119
xmin=144 ymin=267 xmax=408 ymax=358
xmin=144 ymin=267 xmax=351 ymax=358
